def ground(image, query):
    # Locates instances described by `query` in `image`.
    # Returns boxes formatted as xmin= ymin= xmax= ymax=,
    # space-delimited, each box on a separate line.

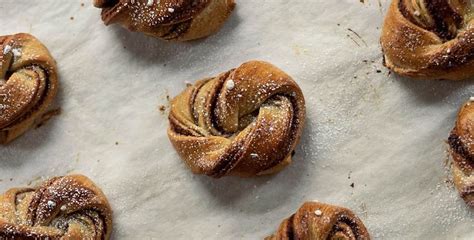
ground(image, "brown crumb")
xmin=166 ymin=95 xmax=170 ymax=101
xmin=350 ymin=183 xmax=355 ymax=188
xmin=115 ymin=142 xmax=119 ymax=145
xmin=9 ymin=178 xmax=13 ymax=181
xmin=376 ymin=70 xmax=382 ymax=73
xmin=159 ymin=105 xmax=166 ymax=113
xmin=81 ymin=3 xmax=85 ymax=7
xmin=70 ymin=17 xmax=74 ymax=20
xmin=35 ymin=108 xmax=61 ymax=129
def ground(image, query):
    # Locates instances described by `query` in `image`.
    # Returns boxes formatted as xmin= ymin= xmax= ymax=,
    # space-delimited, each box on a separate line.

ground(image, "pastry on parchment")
xmin=266 ymin=202 xmax=370 ymax=240
xmin=0 ymin=33 xmax=58 ymax=144
xmin=0 ymin=174 xmax=113 ymax=239
xmin=381 ymin=0 xmax=474 ymax=80
xmin=94 ymin=0 xmax=235 ymax=41
xmin=448 ymin=98 xmax=474 ymax=206
xmin=168 ymin=61 xmax=306 ymax=178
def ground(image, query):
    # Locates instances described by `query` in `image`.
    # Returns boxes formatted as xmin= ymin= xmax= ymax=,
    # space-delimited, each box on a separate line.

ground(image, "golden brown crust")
xmin=168 ymin=61 xmax=306 ymax=178
xmin=448 ymin=99 xmax=474 ymax=206
xmin=266 ymin=202 xmax=370 ymax=240
xmin=0 ymin=174 xmax=113 ymax=239
xmin=0 ymin=33 xmax=58 ymax=144
xmin=94 ymin=0 xmax=235 ymax=41
xmin=381 ymin=0 xmax=474 ymax=80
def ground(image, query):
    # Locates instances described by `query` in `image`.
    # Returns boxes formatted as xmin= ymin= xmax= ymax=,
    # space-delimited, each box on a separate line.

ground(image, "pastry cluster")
xmin=3 ymin=0 xmax=474 ymax=239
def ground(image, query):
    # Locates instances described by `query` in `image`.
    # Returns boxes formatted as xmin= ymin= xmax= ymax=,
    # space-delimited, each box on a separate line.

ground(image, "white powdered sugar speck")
xmin=3 ymin=45 xmax=11 ymax=54
xmin=314 ymin=209 xmax=322 ymax=216
xmin=12 ymin=48 xmax=21 ymax=58
xmin=47 ymin=200 xmax=56 ymax=208
xmin=225 ymin=79 xmax=235 ymax=90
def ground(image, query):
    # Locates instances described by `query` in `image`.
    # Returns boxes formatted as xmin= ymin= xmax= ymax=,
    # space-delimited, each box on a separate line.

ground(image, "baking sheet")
xmin=1 ymin=0 xmax=474 ymax=239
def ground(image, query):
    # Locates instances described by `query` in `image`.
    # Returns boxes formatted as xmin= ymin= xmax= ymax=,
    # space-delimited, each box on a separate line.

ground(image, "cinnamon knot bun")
xmin=381 ymin=0 xmax=474 ymax=80
xmin=168 ymin=61 xmax=306 ymax=178
xmin=0 ymin=175 xmax=113 ymax=239
xmin=0 ymin=33 xmax=58 ymax=144
xmin=449 ymin=99 xmax=474 ymax=206
xmin=266 ymin=202 xmax=370 ymax=240
xmin=93 ymin=0 xmax=235 ymax=41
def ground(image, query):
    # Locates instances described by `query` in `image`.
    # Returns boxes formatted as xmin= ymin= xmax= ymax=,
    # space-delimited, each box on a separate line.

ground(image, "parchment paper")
xmin=1 ymin=0 xmax=474 ymax=239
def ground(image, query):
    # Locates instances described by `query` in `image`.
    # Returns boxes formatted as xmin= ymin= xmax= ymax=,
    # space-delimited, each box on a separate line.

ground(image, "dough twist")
xmin=449 ymin=99 xmax=474 ymax=206
xmin=0 ymin=175 xmax=113 ymax=239
xmin=0 ymin=33 xmax=58 ymax=144
xmin=266 ymin=202 xmax=370 ymax=240
xmin=381 ymin=0 xmax=474 ymax=80
xmin=94 ymin=0 xmax=235 ymax=41
xmin=168 ymin=61 xmax=306 ymax=178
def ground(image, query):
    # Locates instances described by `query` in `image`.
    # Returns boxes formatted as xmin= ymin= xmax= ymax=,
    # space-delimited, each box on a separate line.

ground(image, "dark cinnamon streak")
xmin=286 ymin=214 xmax=295 ymax=240
xmin=328 ymin=216 xmax=363 ymax=239
xmin=425 ymin=0 xmax=463 ymax=40
xmin=448 ymin=133 xmax=474 ymax=168
xmin=161 ymin=20 xmax=193 ymax=40
xmin=398 ymin=0 xmax=464 ymax=41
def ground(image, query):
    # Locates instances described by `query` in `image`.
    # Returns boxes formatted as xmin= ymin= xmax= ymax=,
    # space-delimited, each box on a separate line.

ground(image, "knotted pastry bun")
xmin=449 ymin=99 xmax=474 ymax=206
xmin=168 ymin=61 xmax=306 ymax=178
xmin=94 ymin=0 xmax=235 ymax=41
xmin=381 ymin=0 xmax=474 ymax=80
xmin=0 ymin=174 xmax=113 ymax=239
xmin=266 ymin=202 xmax=370 ymax=240
xmin=0 ymin=33 xmax=58 ymax=144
